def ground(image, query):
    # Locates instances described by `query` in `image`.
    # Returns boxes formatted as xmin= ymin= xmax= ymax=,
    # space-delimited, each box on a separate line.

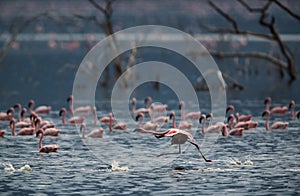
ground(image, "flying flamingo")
xmin=59 ymin=107 xmax=85 ymax=124
xmin=289 ymin=100 xmax=295 ymax=119
xmin=109 ymin=113 xmax=127 ymax=131
xmin=226 ymin=105 xmax=252 ymax=123
xmin=28 ymin=100 xmax=51 ymax=114
xmin=169 ymin=111 xmax=192 ymax=130
xmin=199 ymin=114 xmax=227 ymax=135
xmin=262 ymin=110 xmax=289 ymax=130
xmin=36 ymin=129 xmax=58 ymax=153
xmin=179 ymin=101 xmax=201 ymax=121
xmin=80 ymin=123 xmax=103 ymax=138
xmin=264 ymin=97 xmax=288 ymax=115
xmin=136 ymin=112 xmax=158 ymax=131
xmin=0 ymin=130 xmax=5 ymax=137
xmin=131 ymin=97 xmax=150 ymax=116
xmin=134 ymin=127 xmax=212 ymax=162
xmin=67 ymin=95 xmax=91 ymax=115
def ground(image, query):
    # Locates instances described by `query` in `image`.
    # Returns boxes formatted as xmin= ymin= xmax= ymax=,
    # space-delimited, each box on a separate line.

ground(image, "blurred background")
xmin=0 ymin=0 xmax=299 ymax=110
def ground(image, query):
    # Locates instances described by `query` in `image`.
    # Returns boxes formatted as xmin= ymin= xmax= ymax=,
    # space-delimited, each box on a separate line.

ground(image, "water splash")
xmin=111 ymin=161 xmax=129 ymax=172
xmin=3 ymin=164 xmax=32 ymax=173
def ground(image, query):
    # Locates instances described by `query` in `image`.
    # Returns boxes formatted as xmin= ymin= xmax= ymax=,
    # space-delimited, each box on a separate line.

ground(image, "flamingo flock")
xmin=0 ymin=96 xmax=299 ymax=164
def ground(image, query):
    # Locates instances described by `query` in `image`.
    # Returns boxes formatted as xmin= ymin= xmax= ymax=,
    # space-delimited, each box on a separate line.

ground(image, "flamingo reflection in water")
xmin=134 ymin=128 xmax=212 ymax=162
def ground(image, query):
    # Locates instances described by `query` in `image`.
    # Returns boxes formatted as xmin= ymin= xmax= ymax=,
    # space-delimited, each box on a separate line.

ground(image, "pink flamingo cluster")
xmin=0 ymin=95 xmax=299 ymax=162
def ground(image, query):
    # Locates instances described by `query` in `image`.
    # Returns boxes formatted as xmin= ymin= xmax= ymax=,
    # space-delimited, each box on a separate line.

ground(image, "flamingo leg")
xmin=188 ymin=141 xmax=212 ymax=162
xmin=157 ymin=144 xmax=182 ymax=157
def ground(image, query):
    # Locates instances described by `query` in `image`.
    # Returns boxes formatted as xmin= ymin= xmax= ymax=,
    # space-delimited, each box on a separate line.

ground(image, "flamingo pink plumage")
xmin=136 ymin=112 xmax=158 ymax=131
xmin=67 ymin=95 xmax=91 ymax=115
xmin=36 ymin=129 xmax=58 ymax=153
xmin=169 ymin=111 xmax=192 ymax=130
xmin=199 ymin=114 xmax=227 ymax=135
xmin=80 ymin=123 xmax=103 ymax=138
xmin=264 ymin=97 xmax=288 ymax=115
xmin=131 ymin=97 xmax=150 ymax=116
xmin=28 ymin=100 xmax=51 ymax=114
xmin=179 ymin=101 xmax=201 ymax=121
xmin=134 ymin=127 xmax=212 ymax=162
xmin=262 ymin=110 xmax=289 ymax=130
xmin=226 ymin=105 xmax=252 ymax=123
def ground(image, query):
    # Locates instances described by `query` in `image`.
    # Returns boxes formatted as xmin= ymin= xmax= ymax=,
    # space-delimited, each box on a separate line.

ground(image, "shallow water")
xmin=0 ymin=100 xmax=299 ymax=195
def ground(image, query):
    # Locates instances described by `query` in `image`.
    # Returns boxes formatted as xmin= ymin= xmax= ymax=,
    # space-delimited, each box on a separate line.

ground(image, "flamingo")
xmin=136 ymin=112 xmax=158 ymax=131
xmin=99 ymin=115 xmax=115 ymax=124
xmin=169 ymin=111 xmax=192 ymax=130
xmin=59 ymin=107 xmax=85 ymax=124
xmin=10 ymin=118 xmax=35 ymax=136
xmin=262 ymin=110 xmax=289 ymax=130
xmin=36 ymin=129 xmax=58 ymax=153
xmin=264 ymin=97 xmax=288 ymax=115
xmin=108 ymin=113 xmax=127 ymax=131
xmin=289 ymin=100 xmax=295 ymax=119
xmin=80 ymin=123 xmax=103 ymax=138
xmin=199 ymin=114 xmax=227 ymax=135
xmin=20 ymin=108 xmax=30 ymax=122
xmin=28 ymin=100 xmax=51 ymax=114
xmin=67 ymin=95 xmax=91 ymax=115
xmin=226 ymin=105 xmax=252 ymax=123
xmin=34 ymin=118 xmax=60 ymax=136
xmin=146 ymin=96 xmax=168 ymax=113
xmin=0 ymin=108 xmax=14 ymax=121
xmin=134 ymin=127 xmax=212 ymax=162
xmin=179 ymin=101 xmax=201 ymax=121
xmin=227 ymin=114 xmax=258 ymax=130
xmin=131 ymin=97 xmax=150 ymax=116
xmin=0 ymin=130 xmax=5 ymax=137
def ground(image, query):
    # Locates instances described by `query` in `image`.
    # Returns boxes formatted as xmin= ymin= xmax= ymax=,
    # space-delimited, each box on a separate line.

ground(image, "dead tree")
xmin=204 ymin=0 xmax=299 ymax=83
xmin=75 ymin=0 xmax=123 ymax=78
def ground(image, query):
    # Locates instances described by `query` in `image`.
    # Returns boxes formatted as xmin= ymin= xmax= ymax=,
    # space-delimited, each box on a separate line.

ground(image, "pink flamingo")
xmin=262 ymin=110 xmax=288 ymax=130
xmin=289 ymin=100 xmax=295 ymax=119
xmin=67 ymin=95 xmax=91 ymax=115
xmin=21 ymin=108 xmax=29 ymax=122
xmin=99 ymin=114 xmax=115 ymax=124
xmin=109 ymin=113 xmax=127 ymax=131
xmin=199 ymin=114 xmax=227 ymax=135
xmin=134 ymin=127 xmax=212 ymax=162
xmin=136 ymin=112 xmax=158 ymax=131
xmin=0 ymin=130 xmax=5 ymax=137
xmin=36 ymin=129 xmax=58 ymax=153
xmin=131 ymin=97 xmax=150 ymax=116
xmin=0 ymin=108 xmax=14 ymax=121
xmin=169 ymin=111 xmax=192 ymax=130
xmin=227 ymin=114 xmax=258 ymax=130
xmin=10 ymin=118 xmax=35 ymax=136
xmin=146 ymin=97 xmax=168 ymax=113
xmin=34 ymin=118 xmax=60 ymax=136
xmin=264 ymin=97 xmax=288 ymax=115
xmin=179 ymin=101 xmax=201 ymax=121
xmin=28 ymin=100 xmax=51 ymax=114
xmin=80 ymin=123 xmax=103 ymax=138
xmin=59 ymin=107 xmax=85 ymax=124
xmin=226 ymin=105 xmax=252 ymax=123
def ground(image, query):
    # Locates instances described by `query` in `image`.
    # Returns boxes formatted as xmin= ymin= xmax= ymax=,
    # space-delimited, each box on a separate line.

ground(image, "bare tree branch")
xmin=273 ymin=0 xmax=300 ymax=20
xmin=205 ymin=0 xmax=297 ymax=82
